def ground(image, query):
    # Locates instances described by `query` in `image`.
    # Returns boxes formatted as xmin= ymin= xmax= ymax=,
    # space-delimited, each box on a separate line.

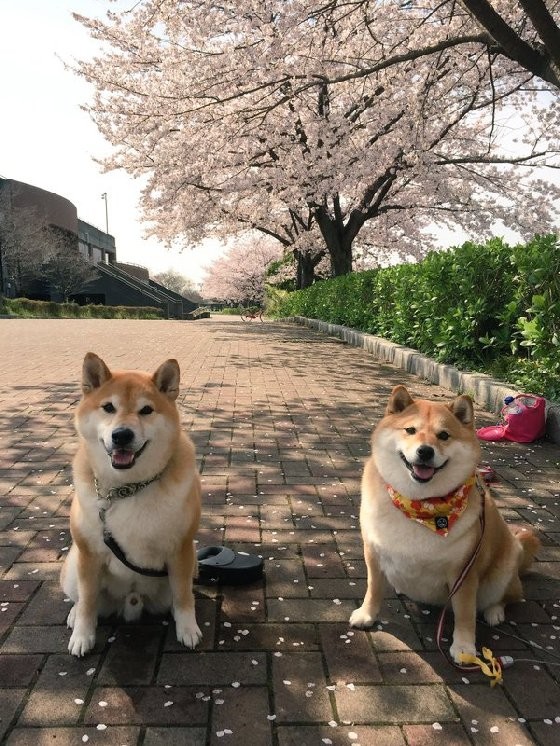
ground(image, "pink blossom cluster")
xmin=201 ymin=236 xmax=281 ymax=304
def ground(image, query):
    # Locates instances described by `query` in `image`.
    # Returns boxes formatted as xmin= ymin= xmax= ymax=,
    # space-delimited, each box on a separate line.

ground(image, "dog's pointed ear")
xmin=449 ymin=395 xmax=475 ymax=426
xmin=386 ymin=385 xmax=414 ymax=415
xmin=82 ymin=352 xmax=112 ymax=394
xmin=153 ymin=359 xmax=180 ymax=400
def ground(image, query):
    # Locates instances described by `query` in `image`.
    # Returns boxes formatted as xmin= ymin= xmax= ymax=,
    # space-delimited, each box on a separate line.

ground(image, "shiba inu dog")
xmin=350 ymin=385 xmax=539 ymax=663
xmin=60 ymin=353 xmax=201 ymax=657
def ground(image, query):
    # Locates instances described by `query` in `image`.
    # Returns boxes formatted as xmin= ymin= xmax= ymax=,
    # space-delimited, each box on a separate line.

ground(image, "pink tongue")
xmin=413 ymin=464 xmax=435 ymax=480
xmin=111 ymin=449 xmax=135 ymax=467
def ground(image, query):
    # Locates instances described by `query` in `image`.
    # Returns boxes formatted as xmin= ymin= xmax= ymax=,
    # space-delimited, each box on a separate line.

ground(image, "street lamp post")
xmin=101 ymin=192 xmax=109 ymax=235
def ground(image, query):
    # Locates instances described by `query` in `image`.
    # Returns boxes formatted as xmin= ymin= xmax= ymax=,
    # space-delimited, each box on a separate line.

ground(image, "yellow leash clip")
xmin=459 ymin=647 xmax=503 ymax=687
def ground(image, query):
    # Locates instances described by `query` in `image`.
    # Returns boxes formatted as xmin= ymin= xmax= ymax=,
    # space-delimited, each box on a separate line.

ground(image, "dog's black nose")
xmin=111 ymin=427 xmax=135 ymax=447
xmin=416 ymin=445 xmax=434 ymax=462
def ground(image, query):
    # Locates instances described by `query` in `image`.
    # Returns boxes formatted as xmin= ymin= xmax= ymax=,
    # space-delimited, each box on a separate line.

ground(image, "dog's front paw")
xmin=483 ymin=603 xmax=505 ymax=627
xmin=449 ymin=638 xmax=476 ymax=664
xmin=68 ymin=623 xmax=96 ymax=657
xmin=349 ymin=604 xmax=378 ymax=629
xmin=174 ymin=608 xmax=202 ymax=648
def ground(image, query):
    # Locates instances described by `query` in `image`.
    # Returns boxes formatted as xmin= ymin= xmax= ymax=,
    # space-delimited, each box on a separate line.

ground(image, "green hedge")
xmin=5 ymin=298 xmax=164 ymax=320
xmin=273 ymin=235 xmax=560 ymax=401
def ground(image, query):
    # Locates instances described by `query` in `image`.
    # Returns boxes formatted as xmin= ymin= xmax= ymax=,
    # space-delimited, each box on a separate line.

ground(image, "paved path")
xmin=0 ymin=316 xmax=559 ymax=746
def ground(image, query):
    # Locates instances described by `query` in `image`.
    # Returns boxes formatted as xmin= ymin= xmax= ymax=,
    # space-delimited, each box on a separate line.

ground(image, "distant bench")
xmin=185 ymin=308 xmax=211 ymax=320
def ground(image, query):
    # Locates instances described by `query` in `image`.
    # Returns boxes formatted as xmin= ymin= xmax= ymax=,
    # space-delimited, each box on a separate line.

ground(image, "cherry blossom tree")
xmin=201 ymin=236 xmax=281 ymax=305
xmin=73 ymin=1 xmax=559 ymax=282
xmin=152 ymin=269 xmax=202 ymax=300
xmin=226 ymin=201 xmax=325 ymax=289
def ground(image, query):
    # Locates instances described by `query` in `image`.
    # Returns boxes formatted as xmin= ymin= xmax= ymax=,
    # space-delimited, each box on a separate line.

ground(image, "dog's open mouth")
xmin=399 ymin=452 xmax=448 ymax=483
xmin=109 ymin=442 xmax=148 ymax=470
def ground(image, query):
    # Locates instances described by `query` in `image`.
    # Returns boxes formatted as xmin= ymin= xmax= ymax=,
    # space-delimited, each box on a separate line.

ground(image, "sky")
xmin=0 ymin=0 xmax=226 ymax=286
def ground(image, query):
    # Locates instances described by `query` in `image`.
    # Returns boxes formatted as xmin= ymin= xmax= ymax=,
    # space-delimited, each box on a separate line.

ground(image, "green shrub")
xmin=5 ymin=298 xmax=164 ymax=320
xmin=265 ymin=286 xmax=289 ymax=316
xmin=274 ymin=235 xmax=560 ymax=401
xmin=6 ymin=298 xmax=47 ymax=317
xmin=63 ymin=302 xmax=82 ymax=318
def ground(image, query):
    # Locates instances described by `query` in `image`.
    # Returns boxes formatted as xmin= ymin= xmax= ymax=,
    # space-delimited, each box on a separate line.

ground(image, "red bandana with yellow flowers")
xmin=386 ymin=475 xmax=477 ymax=536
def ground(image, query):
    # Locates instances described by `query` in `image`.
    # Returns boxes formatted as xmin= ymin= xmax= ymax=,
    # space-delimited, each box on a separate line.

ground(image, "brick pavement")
xmin=0 ymin=316 xmax=559 ymax=745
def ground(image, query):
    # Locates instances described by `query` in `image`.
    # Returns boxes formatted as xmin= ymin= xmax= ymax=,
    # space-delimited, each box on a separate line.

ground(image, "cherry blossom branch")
xmin=460 ymin=0 xmax=559 ymax=86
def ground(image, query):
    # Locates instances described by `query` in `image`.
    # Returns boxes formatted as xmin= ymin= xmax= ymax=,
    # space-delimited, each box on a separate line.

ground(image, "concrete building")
xmin=1 ymin=178 xmax=78 ymax=234
xmin=78 ymin=220 xmax=116 ymax=265
xmin=0 ymin=178 xmax=197 ymax=317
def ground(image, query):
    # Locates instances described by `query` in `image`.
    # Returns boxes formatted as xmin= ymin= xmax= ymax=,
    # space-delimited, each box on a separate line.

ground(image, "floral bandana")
xmin=386 ymin=474 xmax=477 ymax=536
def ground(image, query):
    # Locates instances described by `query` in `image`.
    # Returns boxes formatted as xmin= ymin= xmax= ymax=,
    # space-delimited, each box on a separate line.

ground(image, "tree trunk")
xmin=315 ymin=207 xmax=354 ymax=277
xmin=328 ymin=239 xmax=353 ymax=276
xmin=295 ymin=252 xmax=317 ymax=289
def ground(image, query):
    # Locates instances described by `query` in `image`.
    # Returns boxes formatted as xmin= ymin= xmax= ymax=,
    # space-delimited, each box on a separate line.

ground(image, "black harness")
xmin=95 ymin=474 xmax=169 ymax=578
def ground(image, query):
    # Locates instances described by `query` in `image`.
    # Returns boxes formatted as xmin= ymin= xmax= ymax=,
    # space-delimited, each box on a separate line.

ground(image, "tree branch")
xmin=517 ymin=0 xmax=560 ymax=74
xmin=460 ymin=0 xmax=559 ymax=86
xmin=433 ymin=151 xmax=554 ymax=167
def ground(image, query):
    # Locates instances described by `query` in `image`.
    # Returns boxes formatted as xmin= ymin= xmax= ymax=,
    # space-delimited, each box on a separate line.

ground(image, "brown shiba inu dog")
xmin=60 ymin=353 xmax=201 ymax=657
xmin=350 ymin=385 xmax=539 ymax=663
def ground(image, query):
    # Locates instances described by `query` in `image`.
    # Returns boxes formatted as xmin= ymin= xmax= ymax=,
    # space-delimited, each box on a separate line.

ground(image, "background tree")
xmin=74 ymin=1 xmax=559 ymax=282
xmin=232 ymin=204 xmax=326 ymax=290
xmin=0 ymin=188 xmax=69 ymax=297
xmin=152 ymin=269 xmax=202 ymax=301
xmin=43 ymin=250 xmax=98 ymax=302
xmin=202 ymin=237 xmax=280 ymax=306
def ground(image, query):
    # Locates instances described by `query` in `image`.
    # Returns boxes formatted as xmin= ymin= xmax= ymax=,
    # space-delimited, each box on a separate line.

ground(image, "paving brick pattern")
xmin=0 ymin=316 xmax=559 ymax=745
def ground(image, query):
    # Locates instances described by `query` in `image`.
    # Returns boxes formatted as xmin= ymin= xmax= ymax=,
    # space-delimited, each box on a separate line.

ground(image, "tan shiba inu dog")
xmin=350 ymin=385 xmax=539 ymax=663
xmin=60 ymin=353 xmax=201 ymax=657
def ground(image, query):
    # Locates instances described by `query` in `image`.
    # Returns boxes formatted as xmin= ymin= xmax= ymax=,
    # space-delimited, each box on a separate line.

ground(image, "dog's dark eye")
xmin=437 ymin=431 xmax=450 ymax=441
xmin=102 ymin=402 xmax=115 ymax=414
xmin=405 ymin=427 xmax=416 ymax=435
xmin=139 ymin=405 xmax=154 ymax=416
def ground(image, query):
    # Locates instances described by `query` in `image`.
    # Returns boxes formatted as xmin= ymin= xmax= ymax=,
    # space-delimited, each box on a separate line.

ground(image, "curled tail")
xmin=510 ymin=525 xmax=540 ymax=575
xmin=123 ymin=592 xmax=144 ymax=622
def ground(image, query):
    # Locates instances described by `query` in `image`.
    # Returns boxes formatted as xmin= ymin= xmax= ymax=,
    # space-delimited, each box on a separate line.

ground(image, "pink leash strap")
xmin=435 ymin=490 xmax=493 ymax=673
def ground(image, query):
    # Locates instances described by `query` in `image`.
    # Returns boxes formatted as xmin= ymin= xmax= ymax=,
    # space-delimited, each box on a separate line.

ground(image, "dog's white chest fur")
xmin=100 ymin=476 xmax=193 ymax=570
xmin=361 ymin=480 xmax=478 ymax=605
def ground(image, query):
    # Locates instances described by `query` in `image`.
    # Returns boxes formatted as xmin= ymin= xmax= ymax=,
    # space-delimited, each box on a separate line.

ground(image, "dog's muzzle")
xmin=106 ymin=428 xmax=148 ymax=470
xmin=400 ymin=447 xmax=448 ymax=483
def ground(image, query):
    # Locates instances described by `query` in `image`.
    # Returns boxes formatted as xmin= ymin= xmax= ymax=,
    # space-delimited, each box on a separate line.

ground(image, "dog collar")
xmin=386 ymin=474 xmax=478 ymax=536
xmin=94 ymin=472 xmax=163 ymax=503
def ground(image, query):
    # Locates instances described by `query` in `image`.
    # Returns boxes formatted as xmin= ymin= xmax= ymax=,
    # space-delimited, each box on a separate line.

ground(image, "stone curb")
xmin=287 ymin=316 xmax=560 ymax=445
